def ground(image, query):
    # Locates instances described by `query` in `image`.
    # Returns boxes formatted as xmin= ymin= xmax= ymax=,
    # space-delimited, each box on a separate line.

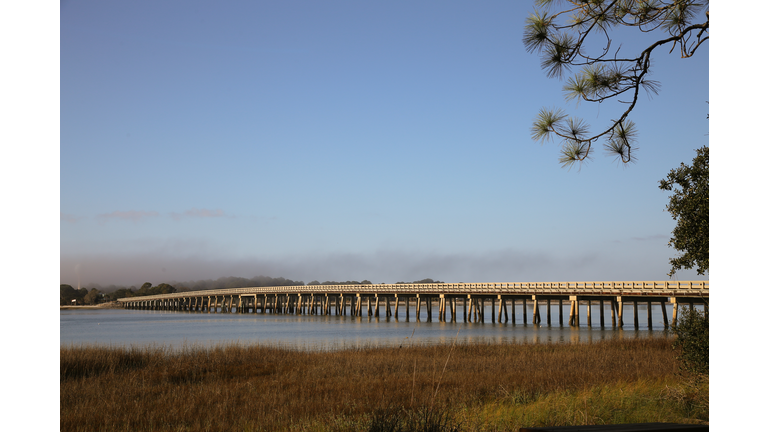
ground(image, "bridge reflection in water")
xmin=118 ymin=281 xmax=708 ymax=329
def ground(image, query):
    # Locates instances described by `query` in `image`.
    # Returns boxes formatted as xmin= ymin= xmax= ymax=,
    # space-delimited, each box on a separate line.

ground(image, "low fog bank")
xmin=60 ymin=247 xmax=693 ymax=290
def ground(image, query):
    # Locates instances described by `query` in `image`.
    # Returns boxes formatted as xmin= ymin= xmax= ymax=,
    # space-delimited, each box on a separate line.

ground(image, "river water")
xmin=61 ymin=302 xmax=700 ymax=351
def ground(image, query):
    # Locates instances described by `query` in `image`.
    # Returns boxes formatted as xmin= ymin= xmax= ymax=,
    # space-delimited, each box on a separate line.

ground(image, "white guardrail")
xmin=117 ymin=281 xmax=709 ymax=302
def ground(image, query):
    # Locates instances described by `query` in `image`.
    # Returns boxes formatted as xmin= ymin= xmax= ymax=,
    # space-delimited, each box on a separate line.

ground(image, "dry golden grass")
xmin=60 ymin=338 xmax=706 ymax=431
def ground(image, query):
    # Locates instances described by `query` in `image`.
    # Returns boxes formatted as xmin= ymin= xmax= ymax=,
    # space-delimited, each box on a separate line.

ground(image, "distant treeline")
xmin=61 ymin=276 xmax=444 ymax=305
xmin=395 ymin=278 xmax=444 ymax=284
xmin=60 ymin=276 xmax=304 ymax=305
xmin=307 ymin=280 xmax=372 ymax=285
xmin=60 ymin=282 xmax=180 ymax=305
xmin=305 ymin=278 xmax=443 ymax=285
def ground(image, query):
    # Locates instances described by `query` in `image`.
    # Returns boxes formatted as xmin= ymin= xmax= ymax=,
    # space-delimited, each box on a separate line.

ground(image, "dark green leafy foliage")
xmin=659 ymin=146 xmax=709 ymax=276
xmin=672 ymin=306 xmax=709 ymax=376
xmin=60 ymin=284 xmax=88 ymax=305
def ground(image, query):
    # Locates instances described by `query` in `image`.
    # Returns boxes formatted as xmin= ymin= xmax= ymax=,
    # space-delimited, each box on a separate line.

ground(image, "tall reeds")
xmin=60 ymin=338 xmax=706 ymax=431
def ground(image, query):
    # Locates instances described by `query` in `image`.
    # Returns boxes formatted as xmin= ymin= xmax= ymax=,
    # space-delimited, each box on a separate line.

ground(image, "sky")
xmin=4 ymin=2 xmax=767 ymax=428
xmin=58 ymin=1 xmax=711 ymax=288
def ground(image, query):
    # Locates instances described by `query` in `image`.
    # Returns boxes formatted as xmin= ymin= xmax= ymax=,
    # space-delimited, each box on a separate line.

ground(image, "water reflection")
xmin=60 ymin=302 xmax=690 ymax=351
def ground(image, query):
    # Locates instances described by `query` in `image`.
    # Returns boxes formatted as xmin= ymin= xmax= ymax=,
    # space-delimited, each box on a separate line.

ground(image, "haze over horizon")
xmin=60 ymin=1 xmax=709 ymax=289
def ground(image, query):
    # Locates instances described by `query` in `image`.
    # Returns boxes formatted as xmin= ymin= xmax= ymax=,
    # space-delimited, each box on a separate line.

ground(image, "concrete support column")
xmin=575 ymin=298 xmax=580 ymax=326
xmin=394 ymin=295 xmax=399 ymax=318
xmin=416 ymin=295 xmax=422 ymax=322
xmin=599 ymin=300 xmax=605 ymax=327
xmin=466 ymin=296 xmax=472 ymax=323
xmin=355 ymin=294 xmax=362 ymax=317
xmin=647 ymin=300 xmax=653 ymax=329
xmin=546 ymin=298 xmax=551 ymax=326
xmin=671 ymin=297 xmax=679 ymax=326
xmin=405 ymin=296 xmax=411 ymax=321
xmin=522 ymin=298 xmax=528 ymax=324
xmin=463 ymin=296 xmax=468 ymax=323
xmin=633 ymin=301 xmax=639 ymax=329
xmin=490 ymin=297 xmax=495 ymax=324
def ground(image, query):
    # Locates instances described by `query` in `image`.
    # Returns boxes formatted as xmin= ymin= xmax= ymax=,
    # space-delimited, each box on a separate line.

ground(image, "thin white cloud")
xmin=170 ymin=208 xmax=227 ymax=221
xmin=60 ymin=212 xmax=84 ymax=223
xmin=630 ymin=234 xmax=668 ymax=242
xmin=96 ymin=210 xmax=159 ymax=223
xmin=614 ymin=234 xmax=668 ymax=244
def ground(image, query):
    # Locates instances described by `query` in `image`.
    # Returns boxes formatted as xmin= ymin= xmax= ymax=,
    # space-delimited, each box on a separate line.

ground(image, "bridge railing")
xmin=117 ymin=281 xmax=709 ymax=302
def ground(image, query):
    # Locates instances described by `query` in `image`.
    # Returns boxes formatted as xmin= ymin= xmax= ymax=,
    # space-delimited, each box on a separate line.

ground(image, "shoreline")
xmin=60 ymin=302 xmax=123 ymax=310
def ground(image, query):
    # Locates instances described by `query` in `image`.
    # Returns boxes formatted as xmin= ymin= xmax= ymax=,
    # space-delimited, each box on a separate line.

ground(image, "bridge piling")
xmin=647 ymin=300 xmax=653 ymax=329
xmin=117 ymin=281 xmax=708 ymax=330
xmin=546 ymin=298 xmax=551 ymax=325
xmin=416 ymin=295 xmax=422 ymax=321
xmin=394 ymin=295 xmax=399 ymax=318
xmin=497 ymin=296 xmax=503 ymax=323
xmin=405 ymin=297 xmax=410 ymax=320
xmin=599 ymin=300 xmax=605 ymax=327
xmin=617 ymin=298 xmax=624 ymax=327
xmin=522 ymin=298 xmax=528 ymax=324
xmin=368 ymin=296 xmax=373 ymax=317
xmin=633 ymin=301 xmax=639 ymax=329
xmin=463 ymin=297 xmax=469 ymax=323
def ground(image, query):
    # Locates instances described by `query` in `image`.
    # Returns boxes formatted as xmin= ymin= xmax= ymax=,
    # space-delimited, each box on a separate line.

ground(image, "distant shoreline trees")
xmin=60 ymin=275 xmax=306 ymax=304
xmin=61 ymin=276 xmax=451 ymax=304
xmin=395 ymin=278 xmax=444 ymax=284
xmin=307 ymin=280 xmax=373 ymax=285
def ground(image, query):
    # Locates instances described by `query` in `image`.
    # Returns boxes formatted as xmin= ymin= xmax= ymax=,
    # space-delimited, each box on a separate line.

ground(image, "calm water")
xmin=60 ymin=303 xmax=693 ymax=351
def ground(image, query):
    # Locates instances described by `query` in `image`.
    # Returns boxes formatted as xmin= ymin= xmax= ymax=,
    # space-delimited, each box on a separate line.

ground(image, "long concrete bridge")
xmin=118 ymin=280 xmax=708 ymax=329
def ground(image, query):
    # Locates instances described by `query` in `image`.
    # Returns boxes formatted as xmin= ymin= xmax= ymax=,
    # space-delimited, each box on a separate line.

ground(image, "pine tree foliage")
xmin=659 ymin=146 xmax=708 ymax=276
xmin=524 ymin=0 xmax=709 ymax=168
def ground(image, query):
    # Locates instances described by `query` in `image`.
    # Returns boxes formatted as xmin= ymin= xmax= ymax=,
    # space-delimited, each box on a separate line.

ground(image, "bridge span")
xmin=118 ymin=280 xmax=708 ymax=329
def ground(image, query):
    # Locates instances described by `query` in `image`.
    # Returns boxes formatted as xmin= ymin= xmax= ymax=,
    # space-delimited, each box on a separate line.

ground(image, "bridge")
xmin=118 ymin=280 xmax=708 ymax=328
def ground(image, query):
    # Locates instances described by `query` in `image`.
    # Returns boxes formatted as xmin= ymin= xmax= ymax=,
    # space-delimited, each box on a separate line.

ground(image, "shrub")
xmin=671 ymin=306 xmax=708 ymax=375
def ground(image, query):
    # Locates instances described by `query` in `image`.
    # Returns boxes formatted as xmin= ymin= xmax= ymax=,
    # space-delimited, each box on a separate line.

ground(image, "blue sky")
xmin=59 ymin=1 xmax=710 ymax=287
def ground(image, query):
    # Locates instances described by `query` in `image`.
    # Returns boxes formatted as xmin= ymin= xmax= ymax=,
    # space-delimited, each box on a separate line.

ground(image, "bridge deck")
xmin=117 ymin=281 xmax=708 ymax=302
xmin=117 ymin=281 xmax=708 ymax=328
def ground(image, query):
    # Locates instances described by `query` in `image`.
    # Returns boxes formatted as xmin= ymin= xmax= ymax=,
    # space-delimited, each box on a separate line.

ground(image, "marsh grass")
xmin=60 ymin=338 xmax=706 ymax=431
